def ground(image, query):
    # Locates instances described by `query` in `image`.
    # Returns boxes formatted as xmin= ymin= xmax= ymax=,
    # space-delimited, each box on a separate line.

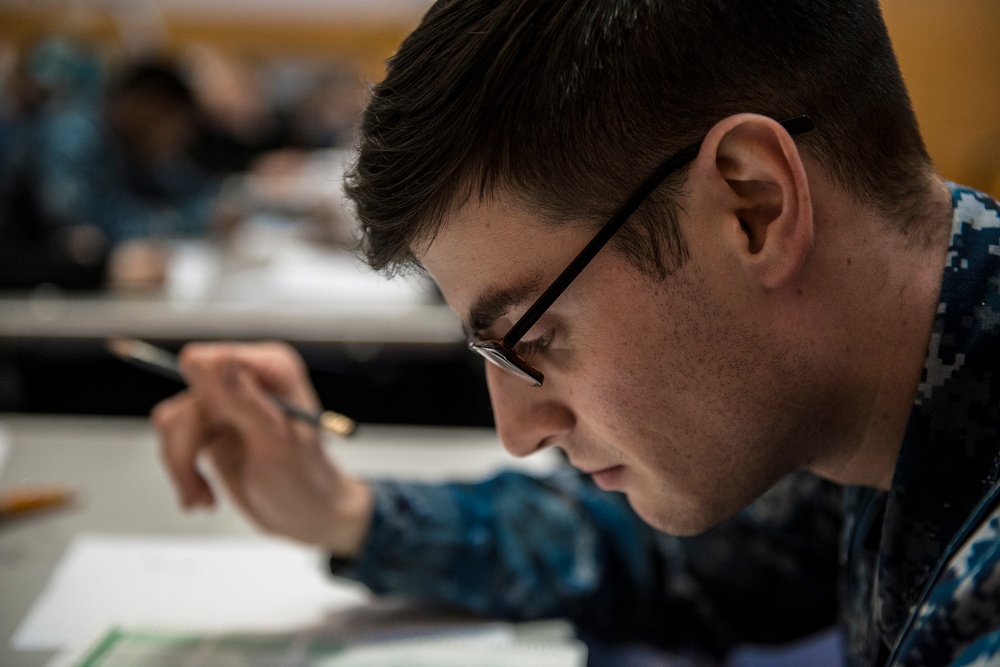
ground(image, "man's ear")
xmin=690 ymin=114 xmax=813 ymax=289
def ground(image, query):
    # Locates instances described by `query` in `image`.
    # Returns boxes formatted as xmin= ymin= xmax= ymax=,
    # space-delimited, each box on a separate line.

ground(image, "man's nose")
xmin=485 ymin=362 xmax=574 ymax=458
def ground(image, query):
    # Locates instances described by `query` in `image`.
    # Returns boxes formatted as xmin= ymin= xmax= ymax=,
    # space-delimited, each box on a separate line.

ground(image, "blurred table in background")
xmin=0 ymin=233 xmax=458 ymax=347
xmin=0 ymin=182 xmax=492 ymax=427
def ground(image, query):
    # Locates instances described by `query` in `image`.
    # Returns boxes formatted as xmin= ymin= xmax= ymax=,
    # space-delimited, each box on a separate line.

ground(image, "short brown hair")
xmin=345 ymin=0 xmax=931 ymax=278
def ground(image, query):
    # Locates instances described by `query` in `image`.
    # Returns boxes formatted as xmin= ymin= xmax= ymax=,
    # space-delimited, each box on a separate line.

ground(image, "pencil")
xmin=0 ymin=484 xmax=75 ymax=520
xmin=107 ymin=338 xmax=357 ymax=437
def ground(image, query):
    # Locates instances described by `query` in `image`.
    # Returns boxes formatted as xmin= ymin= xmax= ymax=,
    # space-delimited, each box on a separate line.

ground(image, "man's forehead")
xmin=420 ymin=232 xmax=543 ymax=332
xmin=417 ymin=197 xmax=592 ymax=330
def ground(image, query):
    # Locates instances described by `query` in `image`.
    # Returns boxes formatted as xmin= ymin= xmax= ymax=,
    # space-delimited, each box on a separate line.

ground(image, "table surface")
xmin=0 ymin=218 xmax=463 ymax=346
xmin=0 ymin=414 xmax=560 ymax=667
xmin=0 ymin=293 xmax=461 ymax=346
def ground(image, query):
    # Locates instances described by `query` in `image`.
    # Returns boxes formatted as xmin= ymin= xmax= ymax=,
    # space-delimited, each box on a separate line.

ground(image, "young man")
xmin=153 ymin=1 xmax=1000 ymax=664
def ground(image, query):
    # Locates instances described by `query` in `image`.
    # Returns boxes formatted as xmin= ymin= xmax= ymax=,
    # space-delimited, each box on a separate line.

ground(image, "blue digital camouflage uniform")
xmin=336 ymin=183 xmax=1000 ymax=666
xmin=1 ymin=38 xmax=218 ymax=245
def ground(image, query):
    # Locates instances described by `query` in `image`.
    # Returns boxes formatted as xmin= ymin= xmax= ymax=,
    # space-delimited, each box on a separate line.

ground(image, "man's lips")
xmin=566 ymin=454 xmax=627 ymax=491
xmin=587 ymin=465 xmax=626 ymax=491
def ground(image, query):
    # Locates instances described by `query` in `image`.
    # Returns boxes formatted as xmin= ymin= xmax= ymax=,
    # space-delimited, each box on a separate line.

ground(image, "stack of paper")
xmin=69 ymin=623 xmax=586 ymax=666
xmin=15 ymin=534 xmax=586 ymax=667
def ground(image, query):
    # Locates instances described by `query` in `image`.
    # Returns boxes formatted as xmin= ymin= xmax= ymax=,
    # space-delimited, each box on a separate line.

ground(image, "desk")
xmin=0 ymin=293 xmax=461 ymax=346
xmin=0 ymin=223 xmax=488 ymax=424
xmin=0 ymin=414 xmax=561 ymax=667
xmin=0 ymin=237 xmax=461 ymax=347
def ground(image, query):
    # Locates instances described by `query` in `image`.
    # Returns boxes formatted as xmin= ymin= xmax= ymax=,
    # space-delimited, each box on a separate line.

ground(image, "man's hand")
xmin=151 ymin=342 xmax=372 ymax=558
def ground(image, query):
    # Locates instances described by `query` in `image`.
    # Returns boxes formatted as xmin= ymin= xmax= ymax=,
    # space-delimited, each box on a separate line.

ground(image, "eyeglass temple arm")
xmin=502 ymin=114 xmax=813 ymax=345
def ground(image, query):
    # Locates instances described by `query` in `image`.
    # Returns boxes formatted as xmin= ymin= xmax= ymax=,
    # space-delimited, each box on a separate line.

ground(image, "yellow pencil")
xmin=0 ymin=484 xmax=76 ymax=520
xmin=107 ymin=338 xmax=357 ymax=438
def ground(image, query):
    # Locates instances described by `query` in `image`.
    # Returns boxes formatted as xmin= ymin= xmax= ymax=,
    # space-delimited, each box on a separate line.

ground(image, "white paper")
xmin=216 ymin=243 xmax=435 ymax=306
xmin=166 ymin=219 xmax=437 ymax=308
xmin=319 ymin=636 xmax=587 ymax=667
xmin=13 ymin=534 xmax=370 ymax=652
xmin=47 ymin=624 xmax=587 ymax=667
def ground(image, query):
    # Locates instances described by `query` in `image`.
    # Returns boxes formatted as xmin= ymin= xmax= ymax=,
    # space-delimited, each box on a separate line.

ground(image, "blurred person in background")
xmin=0 ymin=38 xmax=219 ymax=290
xmin=0 ymin=37 xmax=109 ymax=290
xmin=186 ymin=45 xmax=365 ymax=175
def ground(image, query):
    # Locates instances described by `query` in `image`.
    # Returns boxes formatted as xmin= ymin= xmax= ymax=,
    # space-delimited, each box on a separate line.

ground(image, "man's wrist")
xmin=321 ymin=477 xmax=374 ymax=560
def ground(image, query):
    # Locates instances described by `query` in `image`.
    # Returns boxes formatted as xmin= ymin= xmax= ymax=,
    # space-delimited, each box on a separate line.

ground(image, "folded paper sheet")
xmin=16 ymin=533 xmax=586 ymax=667
xmin=65 ymin=624 xmax=587 ymax=667
xmin=14 ymin=534 xmax=370 ymax=652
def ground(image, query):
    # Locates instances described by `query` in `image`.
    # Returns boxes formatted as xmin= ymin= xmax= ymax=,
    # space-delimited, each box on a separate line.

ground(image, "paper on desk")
xmin=13 ymin=534 xmax=370 ymax=652
xmin=167 ymin=224 xmax=438 ymax=307
xmin=218 ymin=245 xmax=436 ymax=306
xmin=55 ymin=625 xmax=587 ymax=667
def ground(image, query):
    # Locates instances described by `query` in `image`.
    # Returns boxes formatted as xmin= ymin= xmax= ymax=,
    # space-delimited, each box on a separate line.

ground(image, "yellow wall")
xmin=881 ymin=0 xmax=1000 ymax=195
xmin=2 ymin=2 xmax=998 ymax=195
xmin=0 ymin=7 xmax=415 ymax=82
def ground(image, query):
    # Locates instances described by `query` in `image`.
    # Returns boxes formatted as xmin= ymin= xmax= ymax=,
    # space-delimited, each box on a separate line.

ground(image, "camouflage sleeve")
xmin=334 ymin=469 xmax=842 ymax=656
xmin=950 ymin=631 xmax=1000 ymax=666
xmin=895 ymin=504 xmax=1000 ymax=666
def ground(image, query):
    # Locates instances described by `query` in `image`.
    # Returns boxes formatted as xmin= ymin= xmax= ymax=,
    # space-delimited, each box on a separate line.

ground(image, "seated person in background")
xmin=182 ymin=44 xmax=285 ymax=176
xmin=0 ymin=40 xmax=220 ymax=290
xmin=185 ymin=46 xmax=365 ymax=174
xmin=152 ymin=1 xmax=1000 ymax=665
xmin=0 ymin=38 xmax=109 ymax=290
xmin=183 ymin=47 xmax=368 ymax=246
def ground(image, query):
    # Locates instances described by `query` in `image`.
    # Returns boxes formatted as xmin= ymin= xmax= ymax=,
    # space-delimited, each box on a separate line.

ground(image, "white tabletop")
xmin=0 ymin=293 xmax=461 ymax=345
xmin=0 ymin=414 xmax=562 ymax=667
xmin=0 ymin=234 xmax=462 ymax=346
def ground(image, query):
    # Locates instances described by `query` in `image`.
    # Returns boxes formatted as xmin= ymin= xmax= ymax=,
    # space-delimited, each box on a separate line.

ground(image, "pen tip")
xmin=106 ymin=337 xmax=139 ymax=359
xmin=320 ymin=411 xmax=358 ymax=437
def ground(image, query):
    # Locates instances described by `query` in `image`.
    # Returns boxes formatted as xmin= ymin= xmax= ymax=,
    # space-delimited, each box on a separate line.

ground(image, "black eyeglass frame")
xmin=468 ymin=114 xmax=814 ymax=386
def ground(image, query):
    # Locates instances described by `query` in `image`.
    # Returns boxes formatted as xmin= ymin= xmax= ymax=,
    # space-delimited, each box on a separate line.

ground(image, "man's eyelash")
xmin=515 ymin=330 xmax=554 ymax=357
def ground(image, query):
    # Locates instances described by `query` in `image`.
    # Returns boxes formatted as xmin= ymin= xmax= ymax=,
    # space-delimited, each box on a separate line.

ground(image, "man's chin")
xmin=625 ymin=490 xmax=736 ymax=536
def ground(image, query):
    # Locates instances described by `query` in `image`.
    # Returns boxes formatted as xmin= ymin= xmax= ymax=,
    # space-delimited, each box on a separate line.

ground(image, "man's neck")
xmin=807 ymin=176 xmax=953 ymax=490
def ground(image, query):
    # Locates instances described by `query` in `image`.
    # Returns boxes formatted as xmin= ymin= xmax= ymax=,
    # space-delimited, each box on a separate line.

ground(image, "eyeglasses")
xmin=468 ymin=115 xmax=814 ymax=386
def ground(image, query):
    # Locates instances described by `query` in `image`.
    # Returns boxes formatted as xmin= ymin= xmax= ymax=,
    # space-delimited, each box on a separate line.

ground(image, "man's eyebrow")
xmin=465 ymin=276 xmax=544 ymax=335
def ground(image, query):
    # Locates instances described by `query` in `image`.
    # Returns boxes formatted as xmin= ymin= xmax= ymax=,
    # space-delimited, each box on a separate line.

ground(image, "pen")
xmin=107 ymin=338 xmax=357 ymax=437
xmin=0 ymin=484 xmax=75 ymax=520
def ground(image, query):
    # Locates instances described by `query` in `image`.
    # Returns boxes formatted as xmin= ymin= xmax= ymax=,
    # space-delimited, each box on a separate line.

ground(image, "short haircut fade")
xmin=345 ymin=0 xmax=931 ymax=277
